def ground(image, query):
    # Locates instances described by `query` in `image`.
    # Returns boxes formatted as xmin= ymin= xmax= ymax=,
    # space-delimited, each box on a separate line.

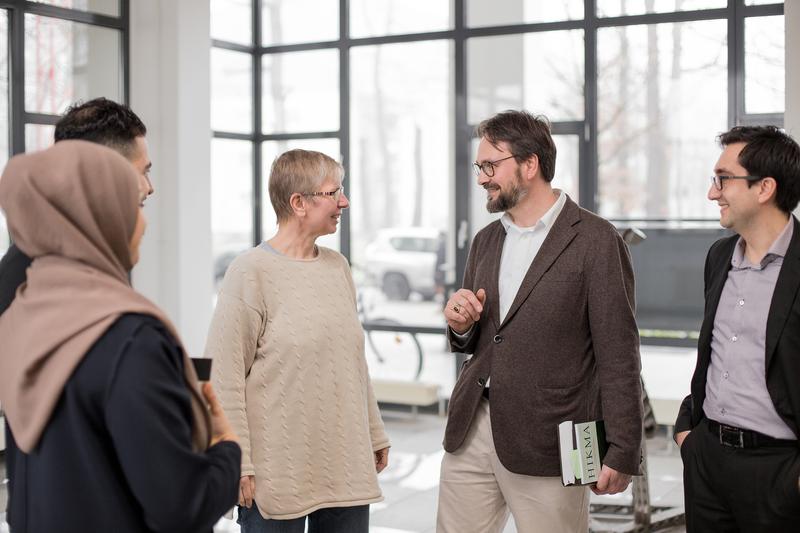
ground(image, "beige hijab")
xmin=0 ymin=140 xmax=210 ymax=453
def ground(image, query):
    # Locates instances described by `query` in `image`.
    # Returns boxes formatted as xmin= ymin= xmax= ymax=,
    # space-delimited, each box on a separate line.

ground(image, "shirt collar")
xmin=500 ymin=190 xmax=567 ymax=234
xmin=732 ymin=216 xmax=794 ymax=269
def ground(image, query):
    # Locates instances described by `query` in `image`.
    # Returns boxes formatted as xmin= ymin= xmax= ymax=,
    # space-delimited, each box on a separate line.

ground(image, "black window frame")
xmin=210 ymin=0 xmax=784 ymax=347
xmin=211 ymin=0 xmax=784 ymax=266
xmin=0 ymin=0 xmax=131 ymax=158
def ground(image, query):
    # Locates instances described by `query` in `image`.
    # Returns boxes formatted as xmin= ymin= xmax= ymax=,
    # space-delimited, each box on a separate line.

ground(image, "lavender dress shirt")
xmin=703 ymin=218 xmax=797 ymax=439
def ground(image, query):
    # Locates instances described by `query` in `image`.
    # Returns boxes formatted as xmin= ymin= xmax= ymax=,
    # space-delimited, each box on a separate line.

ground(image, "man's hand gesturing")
xmin=445 ymin=288 xmax=487 ymax=334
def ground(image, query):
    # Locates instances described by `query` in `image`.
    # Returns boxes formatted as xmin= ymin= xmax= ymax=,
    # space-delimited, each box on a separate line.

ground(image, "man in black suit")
xmin=0 ymin=97 xmax=153 ymax=315
xmin=675 ymin=125 xmax=800 ymax=532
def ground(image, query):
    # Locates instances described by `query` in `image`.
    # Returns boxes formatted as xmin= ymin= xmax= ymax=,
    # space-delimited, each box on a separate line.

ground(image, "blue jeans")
xmin=237 ymin=503 xmax=369 ymax=533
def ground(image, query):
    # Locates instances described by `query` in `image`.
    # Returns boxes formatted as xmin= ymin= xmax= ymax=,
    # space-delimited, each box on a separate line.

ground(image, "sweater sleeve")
xmin=206 ymin=288 xmax=263 ymax=477
xmin=340 ymin=254 xmax=390 ymax=451
xmin=365 ymin=374 xmax=391 ymax=451
xmin=104 ymin=324 xmax=241 ymax=533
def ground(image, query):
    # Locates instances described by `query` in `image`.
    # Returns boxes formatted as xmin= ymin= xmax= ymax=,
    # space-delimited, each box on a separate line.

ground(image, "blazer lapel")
xmin=498 ymin=198 xmax=579 ymax=330
xmin=697 ymin=239 xmax=735 ymax=369
xmin=486 ymin=224 xmax=505 ymax=330
xmin=765 ymin=217 xmax=800 ymax=370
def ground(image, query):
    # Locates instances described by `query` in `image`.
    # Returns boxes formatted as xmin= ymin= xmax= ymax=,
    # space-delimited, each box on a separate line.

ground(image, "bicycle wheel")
xmin=363 ymin=318 xmax=424 ymax=381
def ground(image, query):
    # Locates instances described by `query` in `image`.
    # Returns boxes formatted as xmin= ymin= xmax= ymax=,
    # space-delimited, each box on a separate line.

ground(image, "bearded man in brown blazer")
xmin=436 ymin=110 xmax=643 ymax=533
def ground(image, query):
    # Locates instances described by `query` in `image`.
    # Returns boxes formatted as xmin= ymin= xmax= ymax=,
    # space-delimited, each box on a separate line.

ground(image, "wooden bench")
xmin=372 ymin=379 xmax=444 ymax=417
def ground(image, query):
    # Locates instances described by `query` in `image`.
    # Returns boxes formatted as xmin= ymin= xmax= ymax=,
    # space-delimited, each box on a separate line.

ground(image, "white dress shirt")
xmin=497 ymin=190 xmax=567 ymax=322
xmin=455 ymin=190 xmax=568 ymax=388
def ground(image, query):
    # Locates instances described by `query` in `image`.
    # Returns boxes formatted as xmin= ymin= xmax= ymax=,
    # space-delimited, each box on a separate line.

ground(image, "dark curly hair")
xmin=718 ymin=125 xmax=800 ymax=214
xmin=54 ymin=98 xmax=146 ymax=158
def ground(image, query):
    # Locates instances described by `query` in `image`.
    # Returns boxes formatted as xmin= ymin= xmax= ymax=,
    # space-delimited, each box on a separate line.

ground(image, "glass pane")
xmin=468 ymin=134 xmax=580 ymax=238
xmin=745 ymin=16 xmax=784 ymax=114
xmin=467 ymin=0 xmax=583 ymax=27
xmin=553 ymin=135 xmax=579 ymax=202
xmin=25 ymin=124 xmax=55 ymax=153
xmin=597 ymin=20 xmax=727 ymax=219
xmin=597 ymin=0 xmax=725 ymax=17
xmin=351 ymin=41 xmax=452 ymax=341
xmin=262 ymin=0 xmax=338 ymax=46
xmin=350 ymin=0 xmax=452 ymax=38
xmin=262 ymin=49 xmax=338 ymax=134
xmin=1 ymin=10 xmax=8 ymax=171
xmin=211 ymin=0 xmax=252 ymax=46
xmin=211 ymin=139 xmax=253 ymax=289
xmin=0 ymin=211 xmax=8 ymax=258
xmin=745 ymin=0 xmax=783 ymax=4
xmin=0 ymin=11 xmax=7 ymax=259
xmin=30 ymin=0 xmax=119 ymax=17
xmin=468 ymin=31 xmax=584 ymax=123
xmin=211 ymin=48 xmax=252 ymax=134
xmin=261 ymin=138 xmax=341 ymax=250
xmin=25 ymin=15 xmax=122 ymax=115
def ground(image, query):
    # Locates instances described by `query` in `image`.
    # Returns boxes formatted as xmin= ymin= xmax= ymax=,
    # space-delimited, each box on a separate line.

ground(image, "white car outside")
xmin=364 ymin=227 xmax=444 ymax=301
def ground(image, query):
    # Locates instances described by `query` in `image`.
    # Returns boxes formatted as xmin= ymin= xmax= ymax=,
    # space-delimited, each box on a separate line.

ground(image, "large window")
xmin=210 ymin=0 xmax=786 ymax=367
xmin=1 ymin=8 xmax=8 ymax=256
xmin=597 ymin=19 xmax=728 ymax=220
xmin=0 ymin=0 xmax=128 ymax=256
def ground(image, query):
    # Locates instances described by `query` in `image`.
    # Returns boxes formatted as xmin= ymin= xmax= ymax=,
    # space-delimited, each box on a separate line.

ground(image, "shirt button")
xmin=731 ymin=335 xmax=738 ymax=342
xmin=738 ymin=299 xmax=745 ymax=306
xmin=721 ymin=408 xmax=727 ymax=415
xmin=723 ymin=372 xmax=729 ymax=379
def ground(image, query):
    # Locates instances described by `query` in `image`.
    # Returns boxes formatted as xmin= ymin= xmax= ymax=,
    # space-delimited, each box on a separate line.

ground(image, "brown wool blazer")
xmin=445 ymin=196 xmax=643 ymax=477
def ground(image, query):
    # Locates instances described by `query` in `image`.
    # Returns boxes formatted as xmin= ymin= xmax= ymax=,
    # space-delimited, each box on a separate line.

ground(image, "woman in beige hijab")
xmin=0 ymin=140 xmax=241 ymax=533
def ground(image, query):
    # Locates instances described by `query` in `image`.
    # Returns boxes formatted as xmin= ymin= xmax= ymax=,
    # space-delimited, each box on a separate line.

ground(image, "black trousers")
xmin=681 ymin=418 xmax=800 ymax=533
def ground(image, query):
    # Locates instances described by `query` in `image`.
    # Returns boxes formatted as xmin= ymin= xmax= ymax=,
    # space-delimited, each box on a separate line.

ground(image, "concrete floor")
xmin=0 ymin=412 xmax=686 ymax=533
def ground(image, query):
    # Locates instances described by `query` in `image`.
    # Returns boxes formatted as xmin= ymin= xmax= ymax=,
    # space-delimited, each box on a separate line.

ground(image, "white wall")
xmin=129 ymin=0 xmax=213 ymax=355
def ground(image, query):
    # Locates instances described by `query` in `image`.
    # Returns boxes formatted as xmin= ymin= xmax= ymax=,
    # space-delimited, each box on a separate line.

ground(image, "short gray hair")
xmin=269 ymin=149 xmax=344 ymax=222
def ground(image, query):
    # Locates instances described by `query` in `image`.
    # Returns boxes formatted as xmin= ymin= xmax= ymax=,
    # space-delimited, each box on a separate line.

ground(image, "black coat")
xmin=0 ymin=244 xmax=31 ymax=315
xmin=4 ymin=313 xmax=241 ymax=533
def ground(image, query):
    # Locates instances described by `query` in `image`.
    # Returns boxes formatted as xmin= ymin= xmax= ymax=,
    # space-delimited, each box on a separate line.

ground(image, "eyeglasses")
xmin=473 ymin=155 xmax=515 ymax=177
xmin=710 ymin=175 xmax=763 ymax=191
xmin=303 ymin=185 xmax=345 ymax=202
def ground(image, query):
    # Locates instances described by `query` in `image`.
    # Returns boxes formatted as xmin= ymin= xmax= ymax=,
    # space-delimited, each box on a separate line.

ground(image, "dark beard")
xmin=486 ymin=168 xmax=526 ymax=213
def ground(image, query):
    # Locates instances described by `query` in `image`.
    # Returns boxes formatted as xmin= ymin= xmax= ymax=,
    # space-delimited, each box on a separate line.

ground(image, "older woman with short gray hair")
xmin=206 ymin=149 xmax=390 ymax=533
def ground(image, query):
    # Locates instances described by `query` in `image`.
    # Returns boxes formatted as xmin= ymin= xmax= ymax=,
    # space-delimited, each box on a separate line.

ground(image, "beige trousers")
xmin=437 ymin=399 xmax=589 ymax=533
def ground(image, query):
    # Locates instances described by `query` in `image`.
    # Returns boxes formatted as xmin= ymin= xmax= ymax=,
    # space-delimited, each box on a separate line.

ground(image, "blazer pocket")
xmin=531 ymin=382 xmax=586 ymax=453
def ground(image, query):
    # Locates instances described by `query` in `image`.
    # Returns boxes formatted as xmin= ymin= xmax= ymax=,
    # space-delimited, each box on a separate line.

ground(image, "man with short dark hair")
xmin=675 ymin=125 xmax=800 ymax=532
xmin=0 ymin=97 xmax=153 ymax=315
xmin=436 ymin=110 xmax=642 ymax=533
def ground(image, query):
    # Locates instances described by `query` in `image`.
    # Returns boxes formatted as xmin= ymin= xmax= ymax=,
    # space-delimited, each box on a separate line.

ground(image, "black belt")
xmin=482 ymin=387 xmax=490 ymax=401
xmin=707 ymin=419 xmax=798 ymax=449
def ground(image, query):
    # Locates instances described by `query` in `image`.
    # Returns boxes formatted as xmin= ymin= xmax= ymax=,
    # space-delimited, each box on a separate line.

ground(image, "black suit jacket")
xmin=5 ymin=314 xmax=241 ymax=533
xmin=0 ymin=243 xmax=32 ymax=315
xmin=676 ymin=217 xmax=800 ymax=437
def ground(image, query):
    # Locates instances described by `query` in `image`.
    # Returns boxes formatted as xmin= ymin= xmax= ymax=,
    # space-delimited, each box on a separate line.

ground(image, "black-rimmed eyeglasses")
xmin=473 ymin=155 xmax=515 ymax=177
xmin=303 ymin=186 xmax=345 ymax=202
xmin=710 ymin=175 xmax=763 ymax=191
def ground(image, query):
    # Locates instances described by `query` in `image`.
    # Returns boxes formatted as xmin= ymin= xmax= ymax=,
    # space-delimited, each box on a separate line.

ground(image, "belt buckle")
xmin=718 ymin=424 xmax=745 ymax=448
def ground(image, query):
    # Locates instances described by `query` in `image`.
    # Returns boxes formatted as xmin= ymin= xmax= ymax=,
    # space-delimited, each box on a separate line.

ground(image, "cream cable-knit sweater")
xmin=206 ymin=246 xmax=390 ymax=520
